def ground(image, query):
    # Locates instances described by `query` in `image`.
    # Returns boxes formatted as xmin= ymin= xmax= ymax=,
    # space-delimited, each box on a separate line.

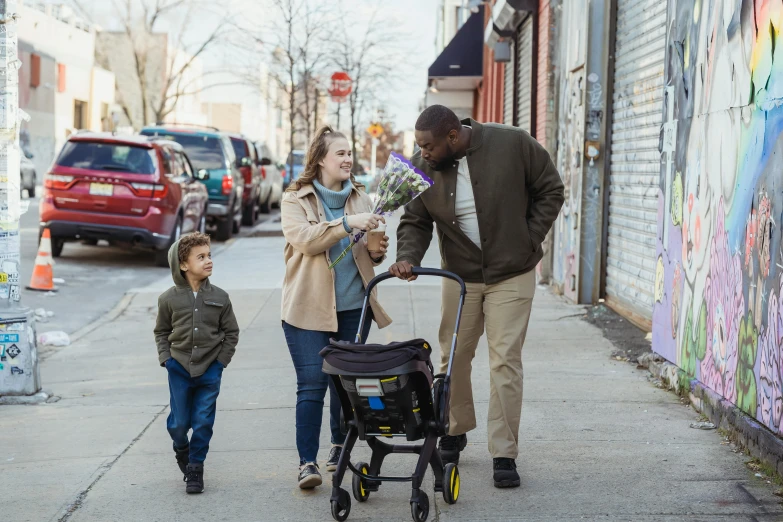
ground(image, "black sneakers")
xmin=298 ymin=462 xmax=322 ymax=489
xmin=185 ymin=463 xmax=205 ymax=494
xmin=438 ymin=434 xmax=468 ymax=465
xmin=174 ymin=444 xmax=189 ymax=475
xmin=493 ymin=458 xmax=520 ymax=488
xmin=325 ymin=445 xmax=343 ymax=472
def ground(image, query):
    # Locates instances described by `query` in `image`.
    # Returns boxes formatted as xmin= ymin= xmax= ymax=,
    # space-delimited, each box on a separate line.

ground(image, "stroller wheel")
xmin=410 ymin=492 xmax=429 ymax=522
xmin=352 ymin=462 xmax=371 ymax=502
xmin=331 ymin=488 xmax=352 ymax=521
xmin=442 ymin=463 xmax=460 ymax=504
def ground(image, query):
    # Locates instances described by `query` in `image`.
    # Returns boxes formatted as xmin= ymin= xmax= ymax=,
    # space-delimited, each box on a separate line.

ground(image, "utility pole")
xmin=0 ymin=0 xmax=40 ymax=398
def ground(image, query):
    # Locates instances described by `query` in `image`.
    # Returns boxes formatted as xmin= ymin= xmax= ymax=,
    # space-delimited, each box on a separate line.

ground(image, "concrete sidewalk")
xmin=2 ymin=234 xmax=783 ymax=521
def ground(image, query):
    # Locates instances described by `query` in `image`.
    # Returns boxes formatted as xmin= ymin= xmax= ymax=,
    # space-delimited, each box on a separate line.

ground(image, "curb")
xmin=67 ymin=292 xmax=137 ymax=346
xmin=637 ymin=353 xmax=783 ymax=477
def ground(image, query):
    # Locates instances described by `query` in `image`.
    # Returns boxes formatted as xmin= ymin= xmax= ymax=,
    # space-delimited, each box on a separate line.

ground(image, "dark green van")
xmin=140 ymin=125 xmax=243 ymax=240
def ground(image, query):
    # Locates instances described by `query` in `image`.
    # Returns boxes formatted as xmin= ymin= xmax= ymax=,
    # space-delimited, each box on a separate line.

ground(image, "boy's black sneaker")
xmin=298 ymin=462 xmax=322 ymax=489
xmin=174 ymin=443 xmax=189 ymax=475
xmin=325 ymin=445 xmax=342 ymax=472
xmin=185 ymin=463 xmax=205 ymax=494
xmin=493 ymin=458 xmax=520 ymax=488
xmin=438 ymin=434 xmax=467 ymax=465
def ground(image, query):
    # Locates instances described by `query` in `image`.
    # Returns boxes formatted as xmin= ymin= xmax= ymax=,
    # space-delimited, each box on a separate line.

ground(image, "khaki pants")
xmin=439 ymin=270 xmax=535 ymax=459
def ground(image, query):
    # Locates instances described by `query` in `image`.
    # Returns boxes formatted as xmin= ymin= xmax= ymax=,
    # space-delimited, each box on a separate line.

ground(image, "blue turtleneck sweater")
xmin=313 ymin=180 xmax=365 ymax=312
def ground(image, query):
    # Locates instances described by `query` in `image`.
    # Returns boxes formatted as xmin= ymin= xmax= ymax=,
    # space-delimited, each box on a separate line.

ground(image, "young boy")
xmin=154 ymin=232 xmax=239 ymax=494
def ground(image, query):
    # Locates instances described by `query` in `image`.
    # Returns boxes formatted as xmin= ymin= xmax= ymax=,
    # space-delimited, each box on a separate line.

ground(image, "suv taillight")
xmin=222 ymin=174 xmax=233 ymax=195
xmin=44 ymin=173 xmax=74 ymax=190
xmin=281 ymin=168 xmax=286 ymax=178
xmin=131 ymin=183 xmax=168 ymax=198
xmin=261 ymin=166 xmax=267 ymax=179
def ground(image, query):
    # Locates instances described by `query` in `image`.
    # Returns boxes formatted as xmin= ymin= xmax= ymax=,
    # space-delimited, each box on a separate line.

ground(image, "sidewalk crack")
xmin=56 ymin=405 xmax=168 ymax=522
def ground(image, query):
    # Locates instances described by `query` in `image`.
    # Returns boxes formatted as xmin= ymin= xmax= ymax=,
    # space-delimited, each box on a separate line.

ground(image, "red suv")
xmin=40 ymin=133 xmax=209 ymax=266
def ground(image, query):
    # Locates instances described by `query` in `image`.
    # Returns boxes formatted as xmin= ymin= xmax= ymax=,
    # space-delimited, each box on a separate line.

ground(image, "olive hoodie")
xmin=154 ymin=239 xmax=239 ymax=377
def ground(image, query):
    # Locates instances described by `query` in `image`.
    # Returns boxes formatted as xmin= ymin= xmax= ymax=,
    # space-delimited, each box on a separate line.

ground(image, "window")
xmin=230 ymin=137 xmax=247 ymax=167
xmin=161 ymin=149 xmax=174 ymax=176
xmin=57 ymin=63 xmax=66 ymax=92
xmin=139 ymin=130 xmax=229 ymax=171
xmin=73 ymin=100 xmax=87 ymax=129
xmin=30 ymin=54 xmax=41 ymax=88
xmin=56 ymin=141 xmax=157 ymax=174
xmin=178 ymin=152 xmax=195 ymax=177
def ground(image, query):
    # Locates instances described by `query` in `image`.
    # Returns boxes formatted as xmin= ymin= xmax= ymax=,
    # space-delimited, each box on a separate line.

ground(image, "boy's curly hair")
xmin=178 ymin=232 xmax=211 ymax=264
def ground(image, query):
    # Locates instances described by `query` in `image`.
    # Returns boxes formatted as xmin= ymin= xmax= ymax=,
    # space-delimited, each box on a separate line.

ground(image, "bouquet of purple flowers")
xmin=328 ymin=152 xmax=433 ymax=269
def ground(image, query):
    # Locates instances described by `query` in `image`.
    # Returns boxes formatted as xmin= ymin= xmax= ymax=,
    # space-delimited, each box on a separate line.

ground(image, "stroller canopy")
xmin=320 ymin=339 xmax=433 ymax=374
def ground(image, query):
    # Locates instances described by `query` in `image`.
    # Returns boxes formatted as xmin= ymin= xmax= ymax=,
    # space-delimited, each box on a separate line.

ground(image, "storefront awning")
xmin=428 ymin=5 xmax=484 ymax=91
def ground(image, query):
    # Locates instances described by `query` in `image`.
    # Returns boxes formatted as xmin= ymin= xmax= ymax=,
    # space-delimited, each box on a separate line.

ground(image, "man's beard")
xmin=431 ymin=151 xmax=456 ymax=171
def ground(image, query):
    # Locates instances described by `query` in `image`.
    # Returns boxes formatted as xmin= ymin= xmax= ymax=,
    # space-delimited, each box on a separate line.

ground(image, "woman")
xmin=281 ymin=125 xmax=392 ymax=489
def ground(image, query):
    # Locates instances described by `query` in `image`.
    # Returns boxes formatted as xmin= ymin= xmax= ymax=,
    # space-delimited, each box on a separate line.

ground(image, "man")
xmin=389 ymin=105 xmax=564 ymax=488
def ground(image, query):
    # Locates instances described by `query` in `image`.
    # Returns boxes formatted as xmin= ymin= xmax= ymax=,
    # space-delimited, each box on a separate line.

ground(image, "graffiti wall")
xmin=654 ymin=0 xmax=783 ymax=431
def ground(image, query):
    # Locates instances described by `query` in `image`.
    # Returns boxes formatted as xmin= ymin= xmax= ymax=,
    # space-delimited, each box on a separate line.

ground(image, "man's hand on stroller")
xmin=389 ymin=260 xmax=418 ymax=281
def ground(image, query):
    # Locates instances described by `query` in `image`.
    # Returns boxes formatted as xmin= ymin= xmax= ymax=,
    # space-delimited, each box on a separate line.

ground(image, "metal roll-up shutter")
xmin=503 ymin=40 xmax=515 ymax=125
xmin=515 ymin=15 xmax=533 ymax=132
xmin=605 ymin=0 xmax=667 ymax=326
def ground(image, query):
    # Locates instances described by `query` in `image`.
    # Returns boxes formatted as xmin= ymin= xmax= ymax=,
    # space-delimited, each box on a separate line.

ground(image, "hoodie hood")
xmin=168 ymin=239 xmax=188 ymax=287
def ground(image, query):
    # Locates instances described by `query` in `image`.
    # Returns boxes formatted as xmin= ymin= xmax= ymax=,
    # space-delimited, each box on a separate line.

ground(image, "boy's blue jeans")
xmin=282 ymin=308 xmax=373 ymax=465
xmin=165 ymin=358 xmax=223 ymax=464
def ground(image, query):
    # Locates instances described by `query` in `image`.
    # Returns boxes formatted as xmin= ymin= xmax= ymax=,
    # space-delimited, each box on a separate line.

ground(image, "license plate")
xmin=89 ymin=183 xmax=113 ymax=196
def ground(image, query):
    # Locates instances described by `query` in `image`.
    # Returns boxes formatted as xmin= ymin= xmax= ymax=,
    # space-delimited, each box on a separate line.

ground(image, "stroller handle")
xmin=354 ymin=268 xmax=467 ymax=381
xmin=364 ymin=267 xmax=467 ymax=296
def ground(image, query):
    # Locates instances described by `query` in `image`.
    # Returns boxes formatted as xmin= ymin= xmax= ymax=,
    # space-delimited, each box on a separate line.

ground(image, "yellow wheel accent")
xmin=451 ymin=469 xmax=460 ymax=501
xmin=443 ymin=463 xmax=459 ymax=504
xmin=360 ymin=466 xmax=368 ymax=497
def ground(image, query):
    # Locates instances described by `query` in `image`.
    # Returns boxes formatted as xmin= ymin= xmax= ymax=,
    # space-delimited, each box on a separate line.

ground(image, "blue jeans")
xmin=165 ymin=358 xmax=223 ymax=464
xmin=283 ymin=308 xmax=373 ymax=465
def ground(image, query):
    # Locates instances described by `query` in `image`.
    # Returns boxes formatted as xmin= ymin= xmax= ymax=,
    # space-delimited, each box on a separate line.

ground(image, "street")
xmin=1 ymin=216 xmax=781 ymax=522
xmin=17 ymin=190 xmax=281 ymax=355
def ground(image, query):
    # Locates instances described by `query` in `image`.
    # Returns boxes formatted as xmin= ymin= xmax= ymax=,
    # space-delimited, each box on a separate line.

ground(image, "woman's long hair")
xmin=286 ymin=125 xmax=363 ymax=192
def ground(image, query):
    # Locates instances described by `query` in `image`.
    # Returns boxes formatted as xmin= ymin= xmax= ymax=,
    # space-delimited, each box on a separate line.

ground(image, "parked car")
xmin=227 ymin=133 xmax=262 ymax=226
xmin=285 ymin=149 xmax=305 ymax=188
xmin=140 ymin=125 xmax=243 ymax=241
xmin=21 ymin=152 xmax=36 ymax=198
xmin=253 ymin=141 xmax=284 ymax=213
xmin=39 ymin=133 xmax=209 ymax=266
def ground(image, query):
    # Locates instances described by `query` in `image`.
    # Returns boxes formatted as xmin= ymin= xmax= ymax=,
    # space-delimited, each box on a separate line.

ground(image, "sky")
xmin=49 ymin=0 xmax=437 ymax=131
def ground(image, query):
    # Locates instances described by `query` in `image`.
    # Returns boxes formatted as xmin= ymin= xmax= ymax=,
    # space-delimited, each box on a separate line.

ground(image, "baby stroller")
xmin=320 ymin=268 xmax=466 ymax=522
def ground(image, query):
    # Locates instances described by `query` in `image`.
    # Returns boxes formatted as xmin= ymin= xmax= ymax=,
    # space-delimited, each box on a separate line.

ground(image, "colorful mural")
xmin=654 ymin=0 xmax=783 ymax=430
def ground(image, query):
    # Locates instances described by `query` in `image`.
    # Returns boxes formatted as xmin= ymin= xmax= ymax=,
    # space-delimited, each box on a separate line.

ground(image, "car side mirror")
xmin=197 ymin=169 xmax=210 ymax=180
xmin=25 ymin=151 xmax=33 ymax=159
xmin=240 ymin=156 xmax=252 ymax=167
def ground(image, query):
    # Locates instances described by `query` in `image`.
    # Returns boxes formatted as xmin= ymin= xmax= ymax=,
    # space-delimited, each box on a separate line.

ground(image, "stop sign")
xmin=328 ymin=72 xmax=353 ymax=102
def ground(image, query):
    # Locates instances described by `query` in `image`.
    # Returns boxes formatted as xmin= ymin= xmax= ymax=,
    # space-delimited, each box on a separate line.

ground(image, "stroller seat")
xmin=322 ymin=339 xmax=436 ymax=441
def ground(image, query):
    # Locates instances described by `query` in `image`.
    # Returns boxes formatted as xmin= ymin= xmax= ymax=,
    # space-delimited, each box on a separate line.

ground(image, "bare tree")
xmin=332 ymin=4 xmax=413 ymax=171
xmin=73 ymin=0 xmax=232 ymax=128
xmin=238 ymin=0 xmax=334 ymax=182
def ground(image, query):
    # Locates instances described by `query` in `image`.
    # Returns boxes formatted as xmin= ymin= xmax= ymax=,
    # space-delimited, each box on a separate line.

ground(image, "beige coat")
xmin=280 ymin=183 xmax=392 ymax=332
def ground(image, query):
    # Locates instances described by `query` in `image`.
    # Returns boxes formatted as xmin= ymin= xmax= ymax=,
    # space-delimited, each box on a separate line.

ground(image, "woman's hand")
xmin=346 ymin=213 xmax=385 ymax=232
xmin=368 ymin=235 xmax=389 ymax=260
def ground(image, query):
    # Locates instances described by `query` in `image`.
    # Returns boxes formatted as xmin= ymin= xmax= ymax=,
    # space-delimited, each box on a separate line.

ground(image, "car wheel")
xmin=51 ymin=237 xmax=64 ymax=258
xmin=242 ymin=201 xmax=258 ymax=226
xmin=198 ymin=211 xmax=207 ymax=234
xmin=259 ymin=192 xmax=271 ymax=214
xmin=155 ymin=216 xmax=182 ymax=267
xmin=214 ymin=216 xmax=233 ymax=241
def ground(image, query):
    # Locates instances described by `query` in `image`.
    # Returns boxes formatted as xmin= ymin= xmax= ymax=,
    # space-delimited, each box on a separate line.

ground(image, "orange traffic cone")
xmin=27 ymin=228 xmax=58 ymax=292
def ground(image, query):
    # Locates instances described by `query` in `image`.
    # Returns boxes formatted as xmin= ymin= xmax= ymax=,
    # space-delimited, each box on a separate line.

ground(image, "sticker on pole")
xmin=0 ymin=334 xmax=19 ymax=343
